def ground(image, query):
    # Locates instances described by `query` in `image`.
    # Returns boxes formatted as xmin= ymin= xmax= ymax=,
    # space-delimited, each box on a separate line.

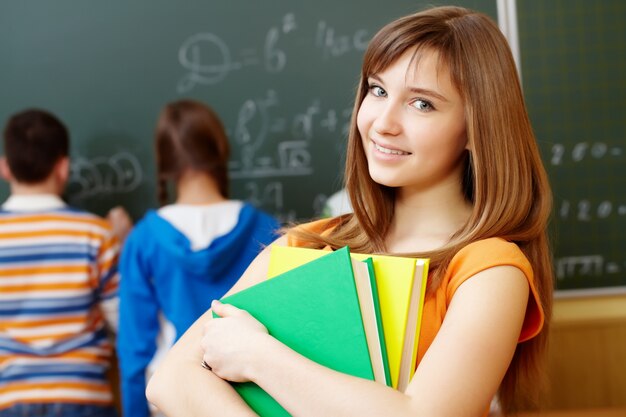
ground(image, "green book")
xmin=215 ymin=246 xmax=375 ymax=417
xmin=364 ymin=258 xmax=392 ymax=386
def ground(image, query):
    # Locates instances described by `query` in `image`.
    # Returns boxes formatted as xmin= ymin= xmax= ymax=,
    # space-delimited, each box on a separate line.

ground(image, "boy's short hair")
xmin=3 ymin=109 xmax=69 ymax=183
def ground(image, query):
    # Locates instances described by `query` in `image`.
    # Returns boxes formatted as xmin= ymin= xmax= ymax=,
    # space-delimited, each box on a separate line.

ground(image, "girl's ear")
xmin=0 ymin=157 xmax=14 ymax=181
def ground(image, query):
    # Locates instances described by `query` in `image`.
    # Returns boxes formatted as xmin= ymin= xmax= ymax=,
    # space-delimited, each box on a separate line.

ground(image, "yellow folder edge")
xmin=408 ymin=259 xmax=429 ymax=383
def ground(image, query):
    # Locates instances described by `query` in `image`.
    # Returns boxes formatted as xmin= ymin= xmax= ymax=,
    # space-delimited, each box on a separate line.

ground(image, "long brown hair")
xmin=155 ymin=99 xmax=230 ymax=205
xmin=290 ymin=6 xmax=553 ymax=414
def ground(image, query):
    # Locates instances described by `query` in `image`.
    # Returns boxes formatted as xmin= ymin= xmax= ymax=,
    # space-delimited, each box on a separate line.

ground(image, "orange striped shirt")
xmin=0 ymin=206 xmax=120 ymax=410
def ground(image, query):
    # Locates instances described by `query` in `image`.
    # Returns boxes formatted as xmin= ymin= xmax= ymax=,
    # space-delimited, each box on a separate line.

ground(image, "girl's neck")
xmin=385 ymin=177 xmax=472 ymax=253
xmin=174 ymin=171 xmax=227 ymax=205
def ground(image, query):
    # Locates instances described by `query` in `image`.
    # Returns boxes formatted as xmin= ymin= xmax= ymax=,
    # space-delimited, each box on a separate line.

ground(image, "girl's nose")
xmin=372 ymin=103 xmax=401 ymax=136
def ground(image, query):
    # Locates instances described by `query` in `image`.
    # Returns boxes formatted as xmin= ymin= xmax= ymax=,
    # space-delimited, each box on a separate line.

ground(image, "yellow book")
xmin=268 ymin=246 xmax=429 ymax=391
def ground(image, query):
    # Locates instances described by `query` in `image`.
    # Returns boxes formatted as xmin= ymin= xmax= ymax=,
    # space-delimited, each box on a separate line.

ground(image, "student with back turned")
xmin=0 ymin=109 xmax=120 ymax=416
xmin=117 ymin=99 xmax=280 ymax=417
xmin=148 ymin=6 xmax=554 ymax=417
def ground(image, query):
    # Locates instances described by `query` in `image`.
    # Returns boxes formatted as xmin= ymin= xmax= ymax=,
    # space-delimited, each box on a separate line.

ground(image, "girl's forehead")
xmin=367 ymin=46 xmax=448 ymax=76
xmin=367 ymin=48 xmax=452 ymax=84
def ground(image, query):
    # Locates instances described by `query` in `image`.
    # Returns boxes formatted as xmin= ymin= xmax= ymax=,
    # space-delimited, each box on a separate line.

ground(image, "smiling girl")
xmin=146 ymin=6 xmax=553 ymax=417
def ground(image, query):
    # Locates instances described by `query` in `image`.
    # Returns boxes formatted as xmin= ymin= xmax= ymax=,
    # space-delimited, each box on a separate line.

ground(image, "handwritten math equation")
xmin=549 ymin=141 xmax=624 ymax=221
xmin=549 ymin=139 xmax=624 ymax=286
xmin=227 ymin=89 xmax=351 ymax=179
xmin=177 ymin=13 xmax=369 ymax=92
xmin=558 ymin=199 xmax=626 ymax=221
xmin=172 ymin=13 xmax=364 ymax=217
xmin=238 ymin=178 xmax=333 ymax=223
xmin=550 ymin=141 xmax=623 ymax=165
xmin=555 ymin=255 xmax=625 ymax=281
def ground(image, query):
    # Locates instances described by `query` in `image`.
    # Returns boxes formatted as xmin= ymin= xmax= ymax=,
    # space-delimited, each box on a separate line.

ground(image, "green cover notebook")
xmin=364 ymin=258 xmax=392 ymax=386
xmin=215 ymin=246 xmax=375 ymax=417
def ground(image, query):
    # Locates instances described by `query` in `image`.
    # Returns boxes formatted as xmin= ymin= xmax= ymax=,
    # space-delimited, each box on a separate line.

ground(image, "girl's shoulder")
xmin=446 ymin=237 xmax=533 ymax=289
xmin=451 ymin=238 xmax=531 ymax=268
xmin=445 ymin=237 xmax=543 ymax=342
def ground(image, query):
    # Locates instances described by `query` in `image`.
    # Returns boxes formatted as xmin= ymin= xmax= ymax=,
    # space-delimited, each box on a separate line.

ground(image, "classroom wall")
xmin=542 ymin=295 xmax=626 ymax=410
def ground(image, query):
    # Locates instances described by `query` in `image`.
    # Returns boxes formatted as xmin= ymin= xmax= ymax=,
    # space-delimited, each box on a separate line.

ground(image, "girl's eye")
xmin=411 ymin=99 xmax=434 ymax=112
xmin=369 ymin=85 xmax=387 ymax=97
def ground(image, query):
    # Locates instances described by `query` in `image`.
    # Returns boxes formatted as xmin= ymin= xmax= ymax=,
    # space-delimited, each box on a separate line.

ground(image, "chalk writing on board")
xmin=244 ymin=180 xmax=283 ymax=210
xmin=67 ymin=152 xmax=143 ymax=201
xmin=233 ymin=89 xmax=278 ymax=162
xmin=177 ymin=13 xmax=295 ymax=92
xmin=555 ymin=255 xmax=625 ymax=280
xmin=315 ymin=21 xmax=369 ymax=59
xmin=550 ymin=142 xmax=623 ymax=165
xmin=241 ymin=180 xmax=296 ymax=223
xmin=229 ymin=142 xmax=313 ymax=179
xmin=228 ymin=90 xmax=351 ymax=179
xmin=265 ymin=13 xmax=296 ymax=73
xmin=558 ymin=199 xmax=626 ymax=221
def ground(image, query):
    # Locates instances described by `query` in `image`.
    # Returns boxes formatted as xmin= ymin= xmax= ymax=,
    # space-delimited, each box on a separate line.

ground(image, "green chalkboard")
xmin=6 ymin=1 xmax=623 ymax=293
xmin=0 ymin=0 xmax=496 ymax=222
xmin=518 ymin=1 xmax=626 ymax=293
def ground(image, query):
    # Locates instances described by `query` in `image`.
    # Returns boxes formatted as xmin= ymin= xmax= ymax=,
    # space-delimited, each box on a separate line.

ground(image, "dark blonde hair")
xmin=155 ymin=99 xmax=230 ymax=205
xmin=291 ymin=6 xmax=553 ymax=414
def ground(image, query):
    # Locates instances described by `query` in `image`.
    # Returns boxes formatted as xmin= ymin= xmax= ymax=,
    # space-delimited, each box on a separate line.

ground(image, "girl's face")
xmin=357 ymin=48 xmax=467 ymax=192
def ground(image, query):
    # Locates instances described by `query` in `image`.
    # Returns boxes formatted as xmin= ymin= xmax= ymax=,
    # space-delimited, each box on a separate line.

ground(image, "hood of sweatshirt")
xmin=139 ymin=203 xmax=278 ymax=277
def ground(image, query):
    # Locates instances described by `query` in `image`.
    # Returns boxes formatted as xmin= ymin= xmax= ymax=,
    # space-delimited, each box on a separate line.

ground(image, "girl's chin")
xmin=368 ymin=172 xmax=403 ymax=188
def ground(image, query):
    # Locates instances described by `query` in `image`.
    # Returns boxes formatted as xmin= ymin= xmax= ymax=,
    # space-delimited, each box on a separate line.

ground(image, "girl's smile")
xmin=371 ymin=139 xmax=412 ymax=157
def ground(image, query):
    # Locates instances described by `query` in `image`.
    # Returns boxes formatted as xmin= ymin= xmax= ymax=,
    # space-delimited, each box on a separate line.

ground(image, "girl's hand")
xmin=201 ymin=300 xmax=270 ymax=383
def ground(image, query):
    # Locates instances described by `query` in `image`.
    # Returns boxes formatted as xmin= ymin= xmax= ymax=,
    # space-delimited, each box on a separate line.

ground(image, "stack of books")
xmin=214 ymin=246 xmax=429 ymax=417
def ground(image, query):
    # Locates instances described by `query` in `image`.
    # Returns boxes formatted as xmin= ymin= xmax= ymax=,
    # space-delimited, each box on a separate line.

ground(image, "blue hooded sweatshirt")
xmin=117 ymin=203 xmax=279 ymax=417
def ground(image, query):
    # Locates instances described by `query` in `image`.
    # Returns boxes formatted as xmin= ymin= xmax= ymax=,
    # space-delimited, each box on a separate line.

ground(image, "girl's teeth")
xmin=375 ymin=142 xmax=409 ymax=155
